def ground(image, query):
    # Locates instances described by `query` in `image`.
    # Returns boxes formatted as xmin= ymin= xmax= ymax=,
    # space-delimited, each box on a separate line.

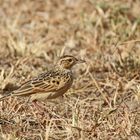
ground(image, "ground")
xmin=0 ymin=0 xmax=140 ymax=139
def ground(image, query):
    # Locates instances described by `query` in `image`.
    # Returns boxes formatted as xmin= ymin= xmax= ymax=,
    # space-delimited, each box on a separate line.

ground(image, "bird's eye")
xmin=68 ymin=59 xmax=72 ymax=62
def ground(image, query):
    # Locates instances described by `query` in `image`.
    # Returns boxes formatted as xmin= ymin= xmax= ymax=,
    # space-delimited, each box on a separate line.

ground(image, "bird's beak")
xmin=77 ymin=59 xmax=86 ymax=63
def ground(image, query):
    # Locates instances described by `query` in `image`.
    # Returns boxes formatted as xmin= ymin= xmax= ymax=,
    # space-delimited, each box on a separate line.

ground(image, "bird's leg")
xmin=32 ymin=100 xmax=47 ymax=115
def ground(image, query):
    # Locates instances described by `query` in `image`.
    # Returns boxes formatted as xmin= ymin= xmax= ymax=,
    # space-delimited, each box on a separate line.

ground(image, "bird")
xmin=0 ymin=55 xmax=85 ymax=103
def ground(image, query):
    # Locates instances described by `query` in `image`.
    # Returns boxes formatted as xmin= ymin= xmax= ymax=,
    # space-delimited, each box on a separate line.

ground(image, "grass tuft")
xmin=0 ymin=0 xmax=140 ymax=139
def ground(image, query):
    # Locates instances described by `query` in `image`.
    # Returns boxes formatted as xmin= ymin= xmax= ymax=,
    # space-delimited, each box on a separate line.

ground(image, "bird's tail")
xmin=0 ymin=93 xmax=11 ymax=101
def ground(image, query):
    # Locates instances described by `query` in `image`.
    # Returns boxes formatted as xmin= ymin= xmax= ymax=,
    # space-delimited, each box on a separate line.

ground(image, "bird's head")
xmin=57 ymin=55 xmax=85 ymax=69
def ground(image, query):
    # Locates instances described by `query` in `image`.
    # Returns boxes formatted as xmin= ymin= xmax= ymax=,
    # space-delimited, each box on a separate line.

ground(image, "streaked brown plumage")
xmin=0 ymin=55 xmax=85 ymax=102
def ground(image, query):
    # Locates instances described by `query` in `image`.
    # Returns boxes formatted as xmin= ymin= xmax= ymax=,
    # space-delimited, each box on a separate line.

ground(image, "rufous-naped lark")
xmin=0 ymin=55 xmax=85 ymax=102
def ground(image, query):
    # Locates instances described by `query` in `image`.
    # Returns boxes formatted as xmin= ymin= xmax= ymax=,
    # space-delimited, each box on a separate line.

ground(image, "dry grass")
xmin=0 ymin=0 xmax=140 ymax=139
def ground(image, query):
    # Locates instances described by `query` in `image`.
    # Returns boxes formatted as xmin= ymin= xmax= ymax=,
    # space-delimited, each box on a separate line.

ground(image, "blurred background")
xmin=0 ymin=0 xmax=140 ymax=139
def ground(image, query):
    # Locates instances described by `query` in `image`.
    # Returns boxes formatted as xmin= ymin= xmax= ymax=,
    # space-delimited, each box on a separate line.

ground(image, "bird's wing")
xmin=12 ymin=71 xmax=71 ymax=96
